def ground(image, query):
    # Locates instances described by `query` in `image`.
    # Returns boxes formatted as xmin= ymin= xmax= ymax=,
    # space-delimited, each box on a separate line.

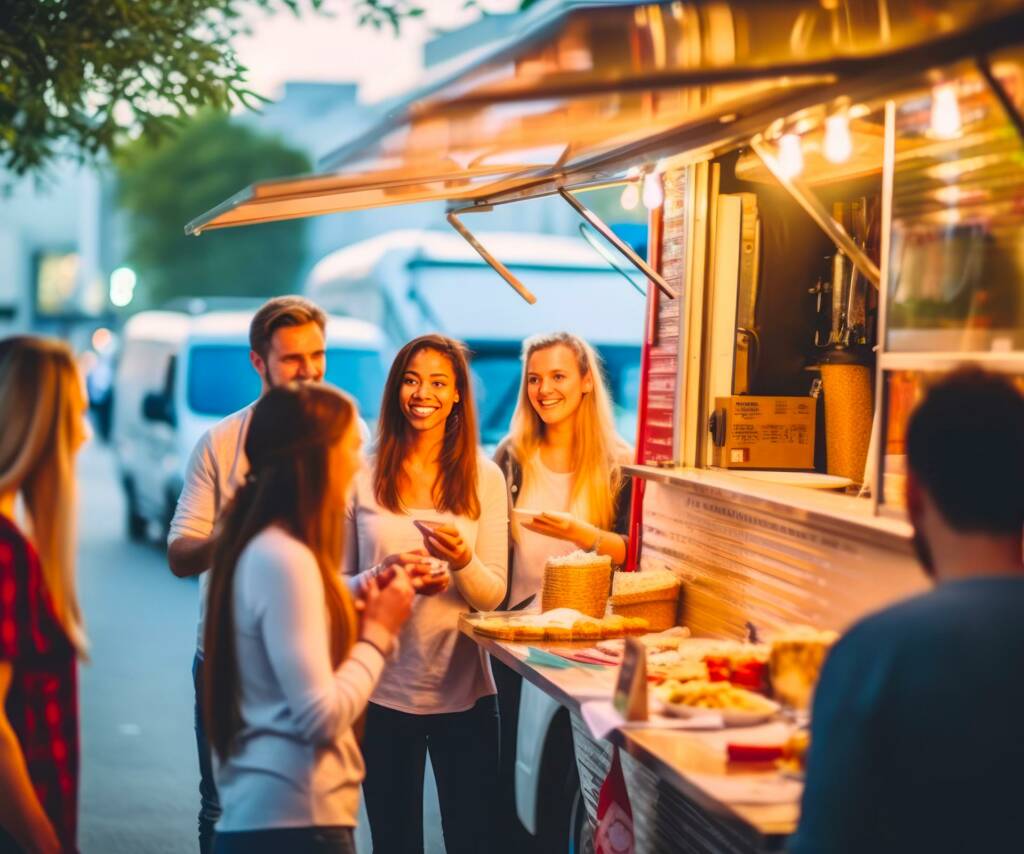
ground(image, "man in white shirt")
xmin=168 ymin=296 xmax=350 ymax=854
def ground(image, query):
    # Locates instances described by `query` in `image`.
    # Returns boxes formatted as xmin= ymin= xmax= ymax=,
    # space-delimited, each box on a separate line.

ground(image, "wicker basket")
xmin=541 ymin=554 xmax=613 ymax=619
xmin=610 ymin=574 xmax=681 ymax=632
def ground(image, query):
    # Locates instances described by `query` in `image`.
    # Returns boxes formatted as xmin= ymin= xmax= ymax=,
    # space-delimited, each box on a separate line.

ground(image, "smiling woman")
xmin=344 ymin=334 xmax=508 ymax=854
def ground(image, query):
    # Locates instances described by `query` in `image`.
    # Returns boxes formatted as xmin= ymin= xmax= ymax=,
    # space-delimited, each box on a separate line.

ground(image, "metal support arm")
xmin=749 ymin=135 xmax=881 ymax=290
xmin=445 ymin=210 xmax=537 ymax=305
xmin=556 ymin=188 xmax=677 ymax=299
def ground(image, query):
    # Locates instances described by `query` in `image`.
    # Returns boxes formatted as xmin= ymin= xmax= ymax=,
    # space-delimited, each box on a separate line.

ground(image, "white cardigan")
xmin=213 ymin=526 xmax=384 ymax=832
xmin=346 ymin=454 xmax=508 ymax=714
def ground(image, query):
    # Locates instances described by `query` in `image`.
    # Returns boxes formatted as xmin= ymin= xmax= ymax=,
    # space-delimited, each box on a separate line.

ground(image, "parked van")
xmin=111 ymin=309 xmax=387 ymax=541
xmin=305 ymin=229 xmax=646 ymax=450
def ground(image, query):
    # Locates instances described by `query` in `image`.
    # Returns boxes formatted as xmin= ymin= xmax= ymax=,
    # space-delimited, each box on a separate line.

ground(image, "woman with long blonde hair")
xmin=202 ymin=384 xmax=414 ymax=854
xmin=492 ymin=331 xmax=633 ymax=848
xmin=0 ymin=336 xmax=91 ymax=854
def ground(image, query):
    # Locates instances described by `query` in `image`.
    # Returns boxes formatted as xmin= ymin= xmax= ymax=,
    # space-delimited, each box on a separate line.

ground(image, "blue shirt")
xmin=790 ymin=576 xmax=1024 ymax=854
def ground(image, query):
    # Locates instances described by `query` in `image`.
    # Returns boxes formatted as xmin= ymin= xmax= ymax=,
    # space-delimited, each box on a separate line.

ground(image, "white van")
xmin=111 ymin=309 xmax=387 ymax=540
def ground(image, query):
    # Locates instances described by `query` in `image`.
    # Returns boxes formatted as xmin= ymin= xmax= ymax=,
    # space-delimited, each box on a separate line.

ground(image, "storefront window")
xmin=887 ymin=52 xmax=1024 ymax=353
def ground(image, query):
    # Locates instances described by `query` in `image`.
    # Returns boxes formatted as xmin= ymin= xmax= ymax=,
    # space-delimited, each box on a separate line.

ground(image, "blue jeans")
xmin=192 ymin=652 xmax=221 ymax=854
xmin=213 ymin=826 xmax=356 ymax=854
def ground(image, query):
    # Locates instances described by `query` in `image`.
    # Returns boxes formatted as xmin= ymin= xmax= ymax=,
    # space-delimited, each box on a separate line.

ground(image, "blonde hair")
xmin=509 ymin=332 xmax=628 ymax=530
xmin=0 ymin=336 xmax=88 ymax=655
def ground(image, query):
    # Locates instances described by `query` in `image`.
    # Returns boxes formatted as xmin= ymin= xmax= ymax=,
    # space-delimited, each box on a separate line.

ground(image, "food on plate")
xmin=622 ymin=617 xmax=650 ymax=635
xmin=769 ymin=626 xmax=839 ymax=709
xmin=469 ymin=610 xmax=647 ymax=642
xmin=610 ymin=569 xmax=682 ymax=632
xmin=656 ymin=679 xmax=779 ymax=715
xmin=777 ymin=729 xmax=810 ymax=774
xmin=541 ymin=550 xmax=613 ymax=618
xmin=599 ymin=614 xmax=627 ymax=638
xmin=648 ymin=659 xmax=708 ymax=684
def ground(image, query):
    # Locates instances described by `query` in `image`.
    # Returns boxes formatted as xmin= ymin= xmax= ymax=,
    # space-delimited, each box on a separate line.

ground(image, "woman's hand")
xmin=522 ymin=512 xmax=599 ymax=551
xmin=419 ymin=523 xmax=472 ymax=570
xmin=359 ymin=570 xmax=415 ymax=654
xmin=373 ymin=549 xmax=448 ymax=596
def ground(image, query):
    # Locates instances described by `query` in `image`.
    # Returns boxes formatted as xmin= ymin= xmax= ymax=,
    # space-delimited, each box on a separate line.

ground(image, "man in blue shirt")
xmin=791 ymin=370 xmax=1024 ymax=854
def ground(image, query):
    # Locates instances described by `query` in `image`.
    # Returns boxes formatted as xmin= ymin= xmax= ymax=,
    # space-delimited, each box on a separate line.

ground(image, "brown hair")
xmin=203 ymin=383 xmax=358 ymax=760
xmin=374 ymin=334 xmax=480 ymax=518
xmin=0 ymin=336 xmax=88 ymax=655
xmin=249 ymin=296 xmax=327 ymax=361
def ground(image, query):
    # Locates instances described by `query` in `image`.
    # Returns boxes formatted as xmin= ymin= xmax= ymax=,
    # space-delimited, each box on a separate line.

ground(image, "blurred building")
xmin=0 ymin=1 xmax=632 ymax=337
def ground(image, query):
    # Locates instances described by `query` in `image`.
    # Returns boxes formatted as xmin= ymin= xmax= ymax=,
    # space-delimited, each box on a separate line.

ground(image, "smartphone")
xmin=413 ymin=519 xmax=446 ymax=537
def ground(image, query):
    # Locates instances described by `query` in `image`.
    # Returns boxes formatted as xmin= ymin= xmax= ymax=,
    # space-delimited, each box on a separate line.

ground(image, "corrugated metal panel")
xmin=640 ymin=481 xmax=927 ymax=639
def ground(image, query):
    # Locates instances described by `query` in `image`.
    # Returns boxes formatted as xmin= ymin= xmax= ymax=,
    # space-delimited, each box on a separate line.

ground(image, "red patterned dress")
xmin=0 ymin=515 xmax=79 ymax=853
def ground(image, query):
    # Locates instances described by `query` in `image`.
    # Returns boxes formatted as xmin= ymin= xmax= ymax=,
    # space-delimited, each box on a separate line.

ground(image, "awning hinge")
xmin=556 ymin=188 xmax=677 ymax=300
xmin=445 ymin=209 xmax=537 ymax=305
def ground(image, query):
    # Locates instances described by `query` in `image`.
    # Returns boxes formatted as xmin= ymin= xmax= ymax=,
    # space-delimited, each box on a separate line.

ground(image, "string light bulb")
xmin=641 ymin=171 xmax=664 ymax=209
xmin=823 ymin=112 xmax=853 ymax=163
xmin=930 ymin=82 xmax=961 ymax=139
xmin=620 ymin=182 xmax=640 ymax=210
xmin=777 ymin=132 xmax=804 ymax=179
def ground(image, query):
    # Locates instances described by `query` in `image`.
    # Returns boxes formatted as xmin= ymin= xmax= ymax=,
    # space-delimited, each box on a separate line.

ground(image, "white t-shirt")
xmin=169 ymin=405 xmax=253 ymax=652
xmin=168 ymin=405 xmax=370 ymax=652
xmin=346 ymin=454 xmax=508 ymax=714
xmin=214 ymin=526 xmax=385 ymax=832
xmin=507 ymin=446 xmax=635 ymax=610
xmin=508 ymin=459 xmax=576 ymax=610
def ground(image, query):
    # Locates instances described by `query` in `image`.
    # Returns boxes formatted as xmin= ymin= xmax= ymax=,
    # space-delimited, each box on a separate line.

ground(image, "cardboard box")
xmin=710 ymin=396 xmax=816 ymax=470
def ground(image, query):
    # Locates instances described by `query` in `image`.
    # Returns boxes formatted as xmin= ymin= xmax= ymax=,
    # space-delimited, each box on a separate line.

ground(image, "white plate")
xmin=658 ymin=697 xmax=780 ymax=727
xmin=729 ymin=471 xmax=853 ymax=490
xmin=511 ymin=508 xmax=573 ymax=525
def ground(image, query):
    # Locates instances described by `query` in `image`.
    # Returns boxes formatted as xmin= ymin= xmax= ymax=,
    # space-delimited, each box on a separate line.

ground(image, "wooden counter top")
xmin=462 ymin=619 xmax=800 ymax=844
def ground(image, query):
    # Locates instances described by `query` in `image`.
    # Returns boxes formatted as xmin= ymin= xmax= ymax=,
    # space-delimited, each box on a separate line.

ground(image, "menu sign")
xmin=613 ymin=637 xmax=648 ymax=721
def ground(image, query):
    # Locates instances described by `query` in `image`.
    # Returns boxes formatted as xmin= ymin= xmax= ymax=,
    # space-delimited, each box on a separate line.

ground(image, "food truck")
xmin=186 ymin=1 xmax=1024 ymax=849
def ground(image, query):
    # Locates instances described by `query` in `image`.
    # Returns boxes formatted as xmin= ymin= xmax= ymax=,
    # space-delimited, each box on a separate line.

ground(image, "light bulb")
xmin=620 ymin=182 xmax=640 ymax=211
xmin=777 ymin=132 xmax=804 ymax=179
xmin=823 ymin=112 xmax=853 ymax=163
xmin=930 ymin=83 xmax=961 ymax=139
xmin=641 ymin=172 xmax=664 ymax=209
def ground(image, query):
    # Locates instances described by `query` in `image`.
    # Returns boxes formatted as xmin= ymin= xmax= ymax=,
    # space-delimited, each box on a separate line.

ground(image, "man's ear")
xmin=250 ymin=349 xmax=265 ymax=377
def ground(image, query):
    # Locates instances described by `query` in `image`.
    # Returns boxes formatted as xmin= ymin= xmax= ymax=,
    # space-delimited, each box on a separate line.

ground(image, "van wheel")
xmin=569 ymin=784 xmax=595 ymax=854
xmin=535 ymin=713 xmax=588 ymax=853
xmin=124 ymin=480 xmax=147 ymax=542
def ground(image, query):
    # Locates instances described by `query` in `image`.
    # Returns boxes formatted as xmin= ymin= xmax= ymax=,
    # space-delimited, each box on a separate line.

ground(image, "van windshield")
xmin=187 ymin=345 xmax=384 ymax=420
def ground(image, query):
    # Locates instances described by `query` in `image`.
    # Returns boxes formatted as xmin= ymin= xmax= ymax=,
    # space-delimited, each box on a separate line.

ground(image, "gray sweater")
xmin=213 ymin=526 xmax=385 ymax=832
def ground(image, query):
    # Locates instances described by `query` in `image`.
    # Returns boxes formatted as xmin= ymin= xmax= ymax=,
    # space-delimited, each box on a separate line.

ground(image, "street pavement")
xmin=75 ymin=441 xmax=444 ymax=853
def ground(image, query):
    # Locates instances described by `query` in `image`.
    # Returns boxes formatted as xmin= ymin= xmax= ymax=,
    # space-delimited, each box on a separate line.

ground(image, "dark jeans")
xmin=362 ymin=696 xmax=499 ymax=854
xmin=492 ymin=657 xmax=534 ymax=853
xmin=212 ymin=826 xmax=355 ymax=854
xmin=192 ymin=652 xmax=222 ymax=854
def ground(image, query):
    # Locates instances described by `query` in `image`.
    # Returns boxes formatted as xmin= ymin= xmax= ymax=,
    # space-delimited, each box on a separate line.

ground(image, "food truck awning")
xmin=186 ymin=0 xmax=1024 ymax=235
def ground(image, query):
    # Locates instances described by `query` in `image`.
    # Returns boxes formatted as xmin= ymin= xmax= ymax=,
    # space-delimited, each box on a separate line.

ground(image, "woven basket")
xmin=610 ymin=598 xmax=678 ymax=632
xmin=541 ymin=558 xmax=612 ymax=619
xmin=610 ymin=578 xmax=681 ymax=632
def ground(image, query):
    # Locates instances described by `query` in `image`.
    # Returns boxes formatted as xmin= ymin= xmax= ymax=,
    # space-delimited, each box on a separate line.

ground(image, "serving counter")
xmin=460 ymin=619 xmax=800 ymax=853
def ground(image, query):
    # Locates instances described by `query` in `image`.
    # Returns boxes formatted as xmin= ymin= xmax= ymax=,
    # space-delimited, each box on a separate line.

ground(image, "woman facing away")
xmin=202 ymin=383 xmax=415 ymax=854
xmin=347 ymin=334 xmax=508 ymax=854
xmin=492 ymin=331 xmax=634 ymax=846
xmin=0 ymin=336 xmax=91 ymax=854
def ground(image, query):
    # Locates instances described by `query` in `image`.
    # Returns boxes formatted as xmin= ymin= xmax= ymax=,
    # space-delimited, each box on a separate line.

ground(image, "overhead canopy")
xmin=187 ymin=0 xmax=1024 ymax=234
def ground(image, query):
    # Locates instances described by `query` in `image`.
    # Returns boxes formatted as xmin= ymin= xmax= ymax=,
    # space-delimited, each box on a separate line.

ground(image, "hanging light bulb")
xmin=823 ymin=112 xmax=853 ymax=163
xmin=620 ymin=182 xmax=640 ymax=210
xmin=641 ymin=171 xmax=664 ymax=209
xmin=930 ymin=82 xmax=961 ymax=138
xmin=777 ymin=132 xmax=804 ymax=179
